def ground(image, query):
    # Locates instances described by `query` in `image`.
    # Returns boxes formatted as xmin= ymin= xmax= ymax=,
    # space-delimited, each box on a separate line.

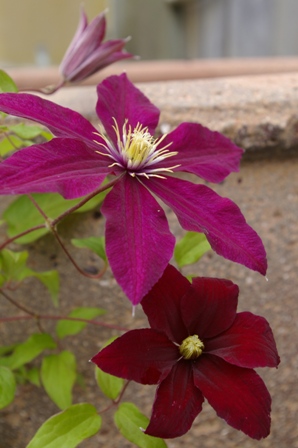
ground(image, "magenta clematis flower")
xmin=92 ymin=264 xmax=280 ymax=439
xmin=59 ymin=8 xmax=133 ymax=82
xmin=0 ymin=73 xmax=266 ymax=304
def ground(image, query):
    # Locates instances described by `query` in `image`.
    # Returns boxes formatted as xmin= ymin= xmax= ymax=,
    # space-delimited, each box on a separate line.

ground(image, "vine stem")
xmin=0 ymin=314 xmax=129 ymax=332
xmin=0 ymin=174 xmax=124 ymax=251
xmin=19 ymin=79 xmax=66 ymax=95
xmin=0 ymin=289 xmax=37 ymax=316
xmin=98 ymin=381 xmax=131 ymax=415
xmin=51 ymin=174 xmax=125 ymax=227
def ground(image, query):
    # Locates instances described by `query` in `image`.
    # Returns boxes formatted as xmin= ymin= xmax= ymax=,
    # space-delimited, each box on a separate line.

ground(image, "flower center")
xmin=93 ymin=118 xmax=180 ymax=179
xmin=179 ymin=335 xmax=204 ymax=360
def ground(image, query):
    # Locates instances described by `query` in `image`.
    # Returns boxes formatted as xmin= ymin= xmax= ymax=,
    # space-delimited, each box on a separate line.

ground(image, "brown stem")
xmin=50 ymin=226 xmax=107 ymax=279
xmin=98 ymin=381 xmax=131 ymax=414
xmin=0 ymin=289 xmax=37 ymax=316
xmin=0 ymin=175 xmax=123 ymax=251
xmin=27 ymin=194 xmax=49 ymax=220
xmin=19 ymin=79 xmax=66 ymax=95
xmin=0 ymin=224 xmax=46 ymax=250
xmin=51 ymin=174 xmax=124 ymax=227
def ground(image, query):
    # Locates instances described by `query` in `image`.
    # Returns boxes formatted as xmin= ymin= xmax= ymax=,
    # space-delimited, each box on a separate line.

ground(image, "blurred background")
xmin=1 ymin=0 xmax=298 ymax=68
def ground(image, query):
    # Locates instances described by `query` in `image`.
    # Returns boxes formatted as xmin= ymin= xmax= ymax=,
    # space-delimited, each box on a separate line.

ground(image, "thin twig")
xmin=0 ymin=289 xmax=37 ymax=316
xmin=0 ymin=224 xmax=45 ymax=250
xmin=50 ymin=226 xmax=107 ymax=279
xmin=51 ymin=174 xmax=124 ymax=227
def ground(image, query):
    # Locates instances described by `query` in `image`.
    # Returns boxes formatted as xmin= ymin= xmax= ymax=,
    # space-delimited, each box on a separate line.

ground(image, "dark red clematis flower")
xmin=92 ymin=265 xmax=280 ymax=439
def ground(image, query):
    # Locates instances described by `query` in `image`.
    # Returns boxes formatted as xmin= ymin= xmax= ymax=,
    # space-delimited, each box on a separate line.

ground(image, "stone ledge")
xmin=6 ymin=57 xmax=298 ymax=88
xmin=45 ymin=72 xmax=298 ymax=158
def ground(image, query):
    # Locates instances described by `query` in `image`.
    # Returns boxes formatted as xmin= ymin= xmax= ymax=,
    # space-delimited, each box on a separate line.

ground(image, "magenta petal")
xmin=205 ymin=312 xmax=280 ymax=368
xmin=61 ymin=12 xmax=106 ymax=81
xmin=59 ymin=7 xmax=90 ymax=77
xmin=145 ymin=176 xmax=267 ymax=275
xmin=69 ymin=40 xmax=132 ymax=82
xmin=193 ymin=355 xmax=271 ymax=439
xmin=96 ymin=73 xmax=160 ymax=145
xmin=0 ymin=138 xmax=109 ymax=198
xmin=145 ymin=361 xmax=204 ymax=438
xmin=181 ymin=277 xmax=239 ymax=339
xmin=91 ymin=329 xmax=178 ymax=384
xmin=0 ymin=93 xmax=98 ymax=143
xmin=158 ymin=122 xmax=243 ymax=183
xmin=101 ymin=175 xmax=175 ymax=305
xmin=141 ymin=265 xmax=190 ymax=343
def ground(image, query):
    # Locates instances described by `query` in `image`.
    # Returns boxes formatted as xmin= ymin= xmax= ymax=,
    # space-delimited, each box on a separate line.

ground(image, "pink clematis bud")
xmin=59 ymin=8 xmax=133 ymax=82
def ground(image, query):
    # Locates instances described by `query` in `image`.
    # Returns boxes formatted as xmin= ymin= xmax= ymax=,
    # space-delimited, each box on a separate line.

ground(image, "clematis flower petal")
xmin=96 ymin=73 xmax=159 ymax=144
xmin=0 ymin=93 xmax=99 ymax=143
xmin=60 ymin=9 xmax=106 ymax=80
xmin=193 ymin=355 xmax=271 ymax=439
xmin=157 ymin=122 xmax=243 ymax=183
xmin=145 ymin=361 xmax=204 ymax=438
xmin=68 ymin=39 xmax=132 ymax=83
xmin=141 ymin=264 xmax=190 ymax=343
xmin=0 ymin=138 xmax=109 ymax=198
xmin=205 ymin=312 xmax=280 ymax=368
xmin=91 ymin=329 xmax=178 ymax=384
xmin=101 ymin=176 xmax=175 ymax=305
xmin=181 ymin=277 xmax=239 ymax=339
xmin=60 ymin=9 xmax=133 ymax=83
xmin=144 ymin=176 xmax=267 ymax=275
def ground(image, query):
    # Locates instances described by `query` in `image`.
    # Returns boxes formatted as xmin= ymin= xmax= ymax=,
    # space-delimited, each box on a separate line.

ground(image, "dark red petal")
xmin=193 ymin=355 xmax=272 ymax=439
xmin=144 ymin=176 xmax=267 ymax=275
xmin=141 ymin=264 xmax=190 ymax=343
xmin=101 ymin=176 xmax=175 ymax=305
xmin=0 ymin=93 xmax=98 ymax=143
xmin=145 ymin=360 xmax=204 ymax=438
xmin=157 ymin=122 xmax=243 ymax=183
xmin=91 ymin=329 xmax=179 ymax=385
xmin=96 ymin=73 xmax=159 ymax=145
xmin=205 ymin=312 xmax=280 ymax=368
xmin=180 ymin=277 xmax=238 ymax=338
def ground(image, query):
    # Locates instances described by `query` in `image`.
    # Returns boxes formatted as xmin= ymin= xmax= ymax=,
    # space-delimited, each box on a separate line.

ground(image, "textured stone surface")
xmin=1 ymin=158 xmax=297 ymax=448
xmin=44 ymin=72 xmax=298 ymax=157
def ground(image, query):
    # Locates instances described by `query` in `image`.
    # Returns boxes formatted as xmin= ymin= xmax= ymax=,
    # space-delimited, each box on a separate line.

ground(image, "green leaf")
xmin=41 ymin=351 xmax=76 ymax=410
xmin=0 ymin=248 xmax=29 ymax=284
xmin=174 ymin=232 xmax=211 ymax=268
xmin=0 ymin=366 xmax=16 ymax=409
xmin=2 ymin=190 xmax=108 ymax=244
xmin=0 ymin=344 xmax=17 ymax=357
xmin=114 ymin=402 xmax=167 ymax=448
xmin=0 ymin=134 xmax=31 ymax=157
xmin=26 ymin=403 xmax=101 ymax=448
xmin=71 ymin=236 xmax=107 ymax=262
xmin=56 ymin=307 xmax=106 ymax=339
xmin=0 ymin=249 xmax=59 ymax=304
xmin=25 ymin=366 xmax=41 ymax=387
xmin=0 ymin=333 xmax=56 ymax=370
xmin=8 ymin=123 xmax=48 ymax=140
xmin=30 ymin=270 xmax=60 ymax=307
xmin=95 ymin=366 xmax=124 ymax=400
xmin=0 ymin=70 xmax=18 ymax=93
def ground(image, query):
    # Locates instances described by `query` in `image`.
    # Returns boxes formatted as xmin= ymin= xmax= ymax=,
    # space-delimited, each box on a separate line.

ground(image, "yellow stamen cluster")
xmin=94 ymin=118 xmax=180 ymax=178
xmin=179 ymin=335 xmax=204 ymax=360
